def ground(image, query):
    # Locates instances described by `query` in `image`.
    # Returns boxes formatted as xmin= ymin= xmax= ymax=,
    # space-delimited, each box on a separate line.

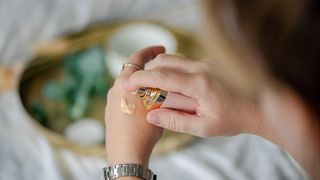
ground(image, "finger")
xmin=120 ymin=46 xmax=165 ymax=79
xmin=146 ymin=108 xmax=202 ymax=135
xmin=145 ymin=54 xmax=200 ymax=73
xmin=161 ymin=92 xmax=198 ymax=114
xmin=125 ymin=69 xmax=197 ymax=97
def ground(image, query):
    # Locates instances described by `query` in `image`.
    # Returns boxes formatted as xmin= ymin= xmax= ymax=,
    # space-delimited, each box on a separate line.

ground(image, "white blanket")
xmin=0 ymin=0 xmax=307 ymax=179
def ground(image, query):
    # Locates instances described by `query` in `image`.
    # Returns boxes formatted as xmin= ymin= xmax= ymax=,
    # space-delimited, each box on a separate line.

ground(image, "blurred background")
xmin=0 ymin=0 xmax=307 ymax=180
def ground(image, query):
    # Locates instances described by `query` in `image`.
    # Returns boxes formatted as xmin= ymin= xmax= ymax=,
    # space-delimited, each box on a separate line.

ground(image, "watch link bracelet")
xmin=103 ymin=164 xmax=157 ymax=180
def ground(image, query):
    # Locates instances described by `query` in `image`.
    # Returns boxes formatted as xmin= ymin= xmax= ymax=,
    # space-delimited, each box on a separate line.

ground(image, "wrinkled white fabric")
xmin=0 ymin=0 xmax=307 ymax=179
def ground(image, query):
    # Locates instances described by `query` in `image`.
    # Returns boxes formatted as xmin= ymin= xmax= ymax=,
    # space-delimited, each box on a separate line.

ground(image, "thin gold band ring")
xmin=122 ymin=63 xmax=142 ymax=71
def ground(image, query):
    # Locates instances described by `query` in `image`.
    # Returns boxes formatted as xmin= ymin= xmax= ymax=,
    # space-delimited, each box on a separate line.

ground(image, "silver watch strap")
xmin=103 ymin=164 xmax=157 ymax=180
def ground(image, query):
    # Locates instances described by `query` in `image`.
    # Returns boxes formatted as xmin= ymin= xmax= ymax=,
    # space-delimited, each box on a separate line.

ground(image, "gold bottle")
xmin=133 ymin=87 xmax=168 ymax=111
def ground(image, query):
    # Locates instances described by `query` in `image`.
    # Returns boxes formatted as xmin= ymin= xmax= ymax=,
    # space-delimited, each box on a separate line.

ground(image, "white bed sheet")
xmin=0 ymin=0 xmax=308 ymax=179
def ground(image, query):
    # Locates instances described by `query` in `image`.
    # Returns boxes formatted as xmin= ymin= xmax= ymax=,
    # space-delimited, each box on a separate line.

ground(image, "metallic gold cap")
xmin=133 ymin=87 xmax=168 ymax=111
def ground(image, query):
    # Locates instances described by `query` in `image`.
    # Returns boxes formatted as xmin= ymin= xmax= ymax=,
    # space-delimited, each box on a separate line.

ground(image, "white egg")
xmin=64 ymin=118 xmax=105 ymax=146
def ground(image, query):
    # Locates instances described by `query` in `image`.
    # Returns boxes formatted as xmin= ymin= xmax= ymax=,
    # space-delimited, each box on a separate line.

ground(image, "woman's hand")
xmin=125 ymin=54 xmax=263 ymax=137
xmin=105 ymin=46 xmax=165 ymax=167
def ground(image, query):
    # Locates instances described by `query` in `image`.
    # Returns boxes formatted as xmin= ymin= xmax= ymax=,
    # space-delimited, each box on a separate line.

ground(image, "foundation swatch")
xmin=121 ymin=97 xmax=135 ymax=115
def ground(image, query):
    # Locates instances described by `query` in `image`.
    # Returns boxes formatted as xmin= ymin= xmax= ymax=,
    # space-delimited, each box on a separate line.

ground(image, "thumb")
xmin=146 ymin=108 xmax=201 ymax=134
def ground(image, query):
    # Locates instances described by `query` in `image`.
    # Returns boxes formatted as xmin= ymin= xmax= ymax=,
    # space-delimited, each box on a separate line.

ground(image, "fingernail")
xmin=148 ymin=114 xmax=160 ymax=125
xmin=131 ymin=90 xmax=138 ymax=95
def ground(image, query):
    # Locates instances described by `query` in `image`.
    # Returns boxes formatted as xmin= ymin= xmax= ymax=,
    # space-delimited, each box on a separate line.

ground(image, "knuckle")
xmin=131 ymin=70 xmax=141 ymax=79
xmin=155 ymin=69 xmax=169 ymax=81
xmin=201 ymin=73 xmax=211 ymax=88
xmin=193 ymin=72 xmax=211 ymax=93
xmin=144 ymin=62 xmax=153 ymax=70
xmin=145 ymin=55 xmax=165 ymax=70
xmin=165 ymin=114 xmax=180 ymax=132
xmin=196 ymin=61 xmax=208 ymax=72
xmin=127 ymin=74 xmax=137 ymax=84
xmin=168 ymin=119 xmax=178 ymax=132
xmin=154 ymin=53 xmax=167 ymax=61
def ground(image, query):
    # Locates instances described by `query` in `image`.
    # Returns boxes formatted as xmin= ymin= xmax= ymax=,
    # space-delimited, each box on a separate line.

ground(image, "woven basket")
xmin=19 ymin=21 xmax=200 ymax=157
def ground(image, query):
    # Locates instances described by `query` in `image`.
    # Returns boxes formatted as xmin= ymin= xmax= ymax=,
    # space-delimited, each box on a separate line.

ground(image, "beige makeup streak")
xmin=121 ymin=97 xmax=135 ymax=115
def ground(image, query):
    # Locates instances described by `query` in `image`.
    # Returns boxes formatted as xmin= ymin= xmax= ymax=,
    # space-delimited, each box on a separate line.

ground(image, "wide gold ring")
xmin=122 ymin=63 xmax=142 ymax=71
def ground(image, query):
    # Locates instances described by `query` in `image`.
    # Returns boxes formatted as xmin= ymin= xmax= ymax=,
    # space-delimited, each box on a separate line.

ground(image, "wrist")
xmin=106 ymin=137 xmax=153 ymax=167
xmin=104 ymin=163 xmax=156 ymax=180
xmin=106 ymin=121 xmax=160 ymax=167
xmin=107 ymin=151 xmax=150 ymax=167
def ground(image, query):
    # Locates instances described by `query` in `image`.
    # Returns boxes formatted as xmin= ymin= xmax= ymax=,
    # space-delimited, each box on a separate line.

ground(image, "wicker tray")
xmin=19 ymin=21 xmax=200 ymax=157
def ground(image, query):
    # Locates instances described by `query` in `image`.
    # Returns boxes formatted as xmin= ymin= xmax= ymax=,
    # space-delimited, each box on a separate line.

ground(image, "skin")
xmin=122 ymin=53 xmax=320 ymax=179
xmin=105 ymin=46 xmax=320 ymax=179
xmin=120 ymin=97 xmax=135 ymax=115
xmin=105 ymin=46 xmax=165 ymax=180
xmin=125 ymin=54 xmax=262 ymax=136
xmin=259 ymin=88 xmax=320 ymax=179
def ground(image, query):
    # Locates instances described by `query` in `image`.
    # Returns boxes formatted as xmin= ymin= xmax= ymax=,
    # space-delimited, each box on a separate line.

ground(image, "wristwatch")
xmin=103 ymin=164 xmax=157 ymax=180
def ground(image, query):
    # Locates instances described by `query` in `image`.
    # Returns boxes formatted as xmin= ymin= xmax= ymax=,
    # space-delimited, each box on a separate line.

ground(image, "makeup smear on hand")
xmin=121 ymin=97 xmax=135 ymax=115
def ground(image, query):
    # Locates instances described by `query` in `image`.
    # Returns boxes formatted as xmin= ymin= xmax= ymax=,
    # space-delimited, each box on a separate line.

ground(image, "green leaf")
xmin=43 ymin=80 xmax=65 ymax=100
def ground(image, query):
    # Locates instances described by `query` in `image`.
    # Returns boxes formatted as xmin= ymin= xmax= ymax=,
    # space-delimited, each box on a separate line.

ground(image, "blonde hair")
xmin=203 ymin=0 xmax=320 ymax=116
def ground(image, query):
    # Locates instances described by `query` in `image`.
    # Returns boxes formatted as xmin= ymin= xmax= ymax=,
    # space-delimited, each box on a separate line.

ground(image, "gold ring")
xmin=122 ymin=63 xmax=142 ymax=71
xmin=133 ymin=87 xmax=168 ymax=111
